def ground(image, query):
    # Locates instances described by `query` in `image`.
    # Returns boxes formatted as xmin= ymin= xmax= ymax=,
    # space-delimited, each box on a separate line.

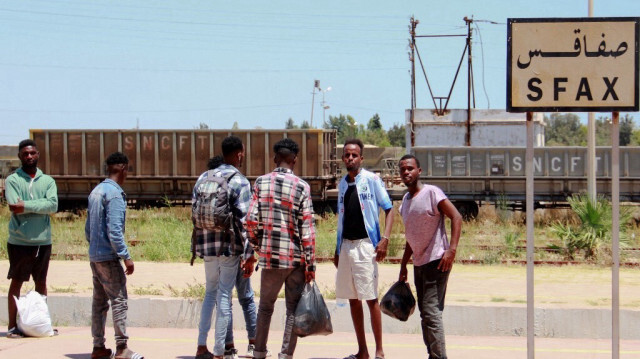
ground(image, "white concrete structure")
xmin=2 ymin=296 xmax=638 ymax=339
xmin=406 ymin=109 xmax=545 ymax=148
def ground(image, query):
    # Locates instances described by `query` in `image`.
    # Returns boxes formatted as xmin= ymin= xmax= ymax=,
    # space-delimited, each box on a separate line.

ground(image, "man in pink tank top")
xmin=397 ymin=154 xmax=462 ymax=359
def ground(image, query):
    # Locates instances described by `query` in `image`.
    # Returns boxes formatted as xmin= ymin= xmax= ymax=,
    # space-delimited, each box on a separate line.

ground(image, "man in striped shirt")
xmin=193 ymin=136 xmax=255 ymax=359
xmin=245 ymin=138 xmax=316 ymax=359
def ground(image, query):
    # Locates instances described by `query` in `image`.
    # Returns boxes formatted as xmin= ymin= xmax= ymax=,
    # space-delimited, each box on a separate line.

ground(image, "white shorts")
xmin=335 ymin=237 xmax=378 ymax=301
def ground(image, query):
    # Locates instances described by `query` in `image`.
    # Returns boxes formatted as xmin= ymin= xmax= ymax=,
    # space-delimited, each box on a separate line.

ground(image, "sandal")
xmin=343 ymin=355 xmax=358 ymax=359
xmin=115 ymin=347 xmax=144 ymax=359
xmin=6 ymin=327 xmax=24 ymax=339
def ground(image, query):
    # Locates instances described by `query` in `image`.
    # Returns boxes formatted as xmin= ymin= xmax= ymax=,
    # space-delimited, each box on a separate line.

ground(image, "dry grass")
xmin=2 ymin=201 xmax=638 ymax=265
xmin=131 ymin=285 xmax=164 ymax=296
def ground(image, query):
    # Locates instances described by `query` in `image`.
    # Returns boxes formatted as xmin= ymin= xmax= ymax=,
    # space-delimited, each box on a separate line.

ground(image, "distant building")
xmin=0 ymin=146 xmax=19 ymax=200
xmin=405 ymin=109 xmax=545 ymax=148
xmin=0 ymin=145 xmax=17 ymax=160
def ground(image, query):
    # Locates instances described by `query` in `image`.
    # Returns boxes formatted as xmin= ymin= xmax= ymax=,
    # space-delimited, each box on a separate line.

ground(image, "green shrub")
xmin=549 ymin=194 xmax=633 ymax=260
xmin=503 ymin=231 xmax=522 ymax=257
xmin=496 ymin=194 xmax=511 ymax=223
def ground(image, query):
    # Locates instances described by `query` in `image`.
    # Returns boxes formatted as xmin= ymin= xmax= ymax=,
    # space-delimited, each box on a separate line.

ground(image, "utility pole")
xmin=464 ymin=16 xmax=473 ymax=146
xmin=409 ymin=17 xmax=418 ymax=148
xmin=410 ymin=16 xmax=489 ymax=148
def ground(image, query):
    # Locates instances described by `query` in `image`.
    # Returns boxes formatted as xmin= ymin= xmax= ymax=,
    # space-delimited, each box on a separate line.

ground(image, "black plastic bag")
xmin=292 ymin=281 xmax=333 ymax=337
xmin=380 ymin=281 xmax=416 ymax=322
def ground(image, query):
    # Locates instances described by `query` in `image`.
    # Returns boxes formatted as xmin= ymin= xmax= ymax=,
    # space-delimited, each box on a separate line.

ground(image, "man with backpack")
xmin=192 ymin=136 xmax=255 ymax=359
xmin=204 ymin=154 xmax=263 ymax=359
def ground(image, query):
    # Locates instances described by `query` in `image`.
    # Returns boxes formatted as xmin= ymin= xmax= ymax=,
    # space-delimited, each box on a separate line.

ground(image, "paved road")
xmin=2 ymin=261 xmax=640 ymax=357
xmin=1 ymin=327 xmax=640 ymax=359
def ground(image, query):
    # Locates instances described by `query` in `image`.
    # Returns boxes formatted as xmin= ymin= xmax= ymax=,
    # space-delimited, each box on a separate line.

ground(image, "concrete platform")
xmin=3 ymin=261 xmax=640 ymax=310
xmin=2 ymin=296 xmax=640 ymax=340
xmin=1 ymin=327 xmax=640 ymax=359
xmin=1 ymin=259 xmax=640 ymax=359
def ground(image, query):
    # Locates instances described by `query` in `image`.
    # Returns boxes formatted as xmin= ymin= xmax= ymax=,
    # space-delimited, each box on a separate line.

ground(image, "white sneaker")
xmin=224 ymin=347 xmax=239 ymax=359
xmin=247 ymin=344 xmax=271 ymax=358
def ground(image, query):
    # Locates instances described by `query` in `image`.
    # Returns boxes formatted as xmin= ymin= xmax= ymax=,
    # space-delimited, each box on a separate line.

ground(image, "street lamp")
xmin=310 ymin=80 xmax=320 ymax=128
xmin=350 ymin=121 xmax=358 ymax=138
xmin=320 ymin=86 xmax=331 ymax=127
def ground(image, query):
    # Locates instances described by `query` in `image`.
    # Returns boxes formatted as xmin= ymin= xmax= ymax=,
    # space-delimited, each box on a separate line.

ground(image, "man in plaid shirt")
xmin=245 ymin=138 xmax=316 ymax=359
xmin=194 ymin=136 xmax=255 ymax=359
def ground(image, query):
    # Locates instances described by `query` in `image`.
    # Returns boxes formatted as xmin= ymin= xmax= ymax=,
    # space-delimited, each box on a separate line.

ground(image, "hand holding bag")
xmin=380 ymin=281 xmax=416 ymax=322
xmin=292 ymin=281 xmax=333 ymax=337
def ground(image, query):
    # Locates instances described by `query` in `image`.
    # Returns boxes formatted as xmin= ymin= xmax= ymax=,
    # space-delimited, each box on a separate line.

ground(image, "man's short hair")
xmin=343 ymin=138 xmax=364 ymax=154
xmin=221 ymin=136 xmax=243 ymax=157
xmin=105 ymin=152 xmax=129 ymax=166
xmin=207 ymin=155 xmax=224 ymax=170
xmin=18 ymin=139 xmax=37 ymax=151
xmin=399 ymin=154 xmax=420 ymax=168
xmin=273 ymin=138 xmax=299 ymax=157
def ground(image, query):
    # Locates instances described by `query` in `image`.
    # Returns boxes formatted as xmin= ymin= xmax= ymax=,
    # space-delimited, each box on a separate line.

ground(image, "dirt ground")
xmin=0 ymin=260 xmax=638 ymax=309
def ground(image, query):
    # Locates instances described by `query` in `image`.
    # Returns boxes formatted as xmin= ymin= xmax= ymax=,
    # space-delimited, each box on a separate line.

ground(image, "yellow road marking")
xmin=19 ymin=334 xmax=640 ymax=355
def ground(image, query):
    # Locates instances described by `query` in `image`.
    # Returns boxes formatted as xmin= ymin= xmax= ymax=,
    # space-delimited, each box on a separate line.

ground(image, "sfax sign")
xmin=507 ymin=17 xmax=639 ymax=112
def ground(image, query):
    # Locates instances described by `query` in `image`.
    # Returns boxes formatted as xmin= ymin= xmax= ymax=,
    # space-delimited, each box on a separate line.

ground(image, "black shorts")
xmin=7 ymin=243 xmax=52 ymax=282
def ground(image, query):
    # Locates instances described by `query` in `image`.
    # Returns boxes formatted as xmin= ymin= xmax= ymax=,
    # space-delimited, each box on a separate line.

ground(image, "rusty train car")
xmin=24 ymin=129 xmax=640 ymax=217
xmin=30 ymin=129 xmax=338 ymax=209
xmin=409 ymin=146 xmax=640 ymax=218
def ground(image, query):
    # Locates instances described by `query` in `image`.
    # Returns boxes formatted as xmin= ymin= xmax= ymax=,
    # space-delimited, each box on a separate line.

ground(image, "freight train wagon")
xmin=0 ymin=146 xmax=20 ymax=202
xmin=30 ymin=129 xmax=338 ymax=209
xmin=410 ymin=146 xmax=640 ymax=218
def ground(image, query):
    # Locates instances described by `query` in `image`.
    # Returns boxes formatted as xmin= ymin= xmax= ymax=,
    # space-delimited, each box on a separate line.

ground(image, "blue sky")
xmin=1 ymin=0 xmax=638 ymax=145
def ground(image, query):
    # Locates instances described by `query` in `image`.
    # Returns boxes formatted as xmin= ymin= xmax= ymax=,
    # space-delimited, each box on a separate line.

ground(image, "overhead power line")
xmin=0 ymin=62 xmax=407 ymax=73
xmin=23 ymin=0 xmax=409 ymax=20
xmin=0 ymin=102 xmax=311 ymax=114
xmin=0 ymin=7 xmax=404 ymax=33
xmin=0 ymin=16 xmax=403 ymax=45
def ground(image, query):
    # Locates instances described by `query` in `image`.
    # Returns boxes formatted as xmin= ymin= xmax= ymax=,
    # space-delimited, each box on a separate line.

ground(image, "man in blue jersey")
xmin=334 ymin=138 xmax=394 ymax=359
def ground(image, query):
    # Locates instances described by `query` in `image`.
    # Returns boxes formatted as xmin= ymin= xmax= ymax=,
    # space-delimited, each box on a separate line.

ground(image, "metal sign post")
xmin=526 ymin=111 xmax=535 ymax=359
xmin=611 ymin=111 xmax=620 ymax=359
xmin=507 ymin=17 xmax=638 ymax=359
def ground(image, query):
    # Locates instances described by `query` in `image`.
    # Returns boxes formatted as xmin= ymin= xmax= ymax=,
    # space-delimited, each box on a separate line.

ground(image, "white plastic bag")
xmin=14 ymin=290 xmax=55 ymax=337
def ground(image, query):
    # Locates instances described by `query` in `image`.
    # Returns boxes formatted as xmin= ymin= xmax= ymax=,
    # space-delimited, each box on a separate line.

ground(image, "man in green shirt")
xmin=5 ymin=139 xmax=58 ymax=338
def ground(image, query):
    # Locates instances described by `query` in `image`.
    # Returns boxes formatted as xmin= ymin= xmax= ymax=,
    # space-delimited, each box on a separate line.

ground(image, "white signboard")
xmin=507 ymin=17 xmax=639 ymax=112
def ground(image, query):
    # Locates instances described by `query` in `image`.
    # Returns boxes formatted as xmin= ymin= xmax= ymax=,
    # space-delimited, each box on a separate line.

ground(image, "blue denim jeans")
xmin=198 ymin=255 xmax=240 ymax=355
xmin=226 ymin=264 xmax=257 ymax=344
